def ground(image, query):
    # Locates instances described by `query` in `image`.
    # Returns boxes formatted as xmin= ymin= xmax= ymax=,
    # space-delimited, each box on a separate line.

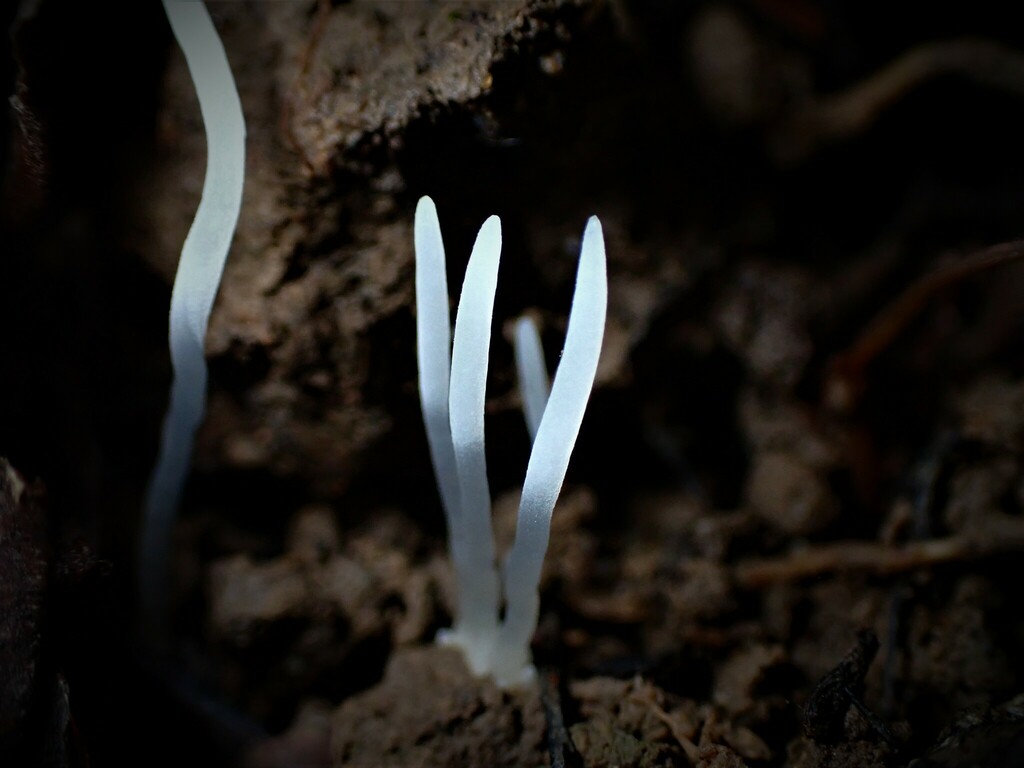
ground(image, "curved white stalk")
xmin=492 ymin=217 xmax=607 ymax=686
xmin=443 ymin=215 xmax=503 ymax=674
xmin=140 ymin=0 xmax=246 ymax=644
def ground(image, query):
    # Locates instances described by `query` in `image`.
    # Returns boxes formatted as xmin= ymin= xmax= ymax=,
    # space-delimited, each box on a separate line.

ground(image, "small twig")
xmin=826 ymin=239 xmax=1024 ymax=411
xmin=774 ymin=38 xmax=1024 ymax=163
xmin=281 ymin=0 xmax=332 ymax=176
xmin=882 ymin=434 xmax=957 ymax=713
xmin=539 ymin=670 xmax=576 ymax=768
xmin=737 ymin=538 xmax=960 ymax=587
xmin=643 ymin=701 xmax=700 ymax=764
xmin=735 ymin=513 xmax=1024 ymax=588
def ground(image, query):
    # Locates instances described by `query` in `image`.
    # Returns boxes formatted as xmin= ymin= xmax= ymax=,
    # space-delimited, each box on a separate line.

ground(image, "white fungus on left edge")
xmin=140 ymin=0 xmax=246 ymax=646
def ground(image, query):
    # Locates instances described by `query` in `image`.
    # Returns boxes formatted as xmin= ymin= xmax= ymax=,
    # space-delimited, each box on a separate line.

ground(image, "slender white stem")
xmin=141 ymin=0 xmax=246 ymax=645
xmin=414 ymin=197 xmax=462 ymax=540
xmin=493 ymin=217 xmax=607 ymax=686
xmin=513 ymin=315 xmax=550 ymax=442
xmin=446 ymin=216 xmax=503 ymax=673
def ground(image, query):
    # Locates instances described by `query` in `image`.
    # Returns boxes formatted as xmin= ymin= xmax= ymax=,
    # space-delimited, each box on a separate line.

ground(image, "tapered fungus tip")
xmin=477 ymin=215 xmax=502 ymax=253
xmin=581 ymin=216 xmax=606 ymax=267
xmin=416 ymin=195 xmax=437 ymax=219
xmin=415 ymin=196 xmax=444 ymax=267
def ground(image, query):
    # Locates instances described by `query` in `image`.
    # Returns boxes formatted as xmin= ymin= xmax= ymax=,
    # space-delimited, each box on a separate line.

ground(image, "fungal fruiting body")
xmin=414 ymin=196 xmax=607 ymax=686
xmin=512 ymin=315 xmax=550 ymax=441
xmin=140 ymin=0 xmax=246 ymax=644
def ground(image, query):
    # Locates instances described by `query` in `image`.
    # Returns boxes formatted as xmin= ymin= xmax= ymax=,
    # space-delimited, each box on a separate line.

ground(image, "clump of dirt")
xmin=330 ymin=645 xmax=546 ymax=768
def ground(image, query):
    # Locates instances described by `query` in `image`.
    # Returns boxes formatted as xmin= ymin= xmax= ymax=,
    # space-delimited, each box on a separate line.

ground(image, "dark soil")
xmin=3 ymin=1 xmax=1024 ymax=766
